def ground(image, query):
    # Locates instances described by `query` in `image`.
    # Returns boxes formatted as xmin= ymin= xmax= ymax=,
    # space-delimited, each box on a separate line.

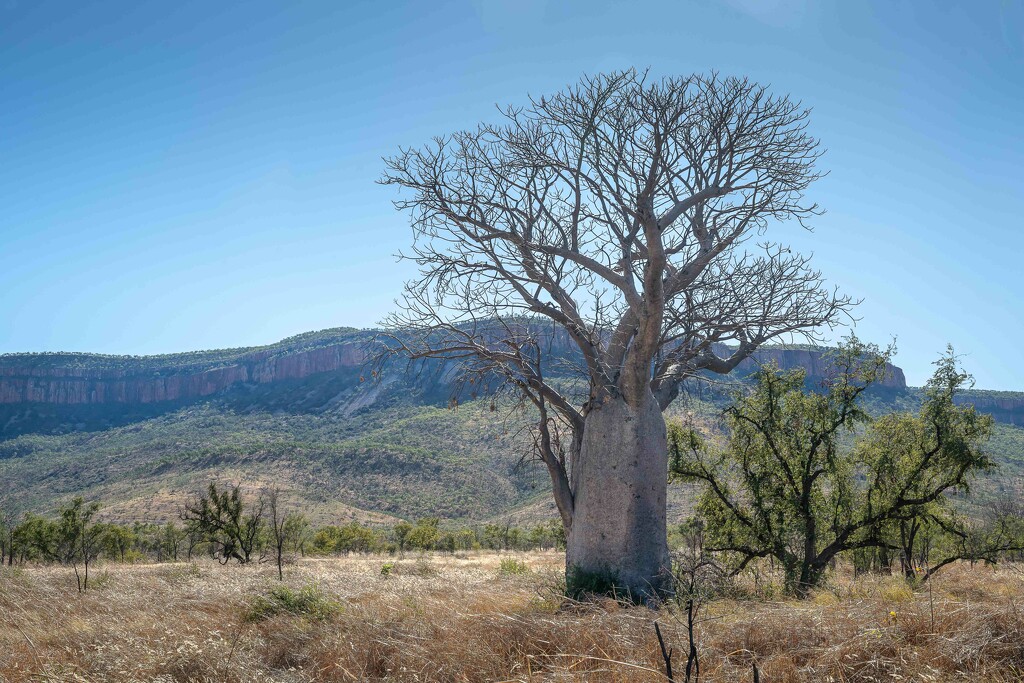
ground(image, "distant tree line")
xmin=0 ymin=487 xmax=566 ymax=589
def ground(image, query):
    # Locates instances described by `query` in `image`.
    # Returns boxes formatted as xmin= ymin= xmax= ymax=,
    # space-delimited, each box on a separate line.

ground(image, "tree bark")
xmin=566 ymin=392 xmax=671 ymax=600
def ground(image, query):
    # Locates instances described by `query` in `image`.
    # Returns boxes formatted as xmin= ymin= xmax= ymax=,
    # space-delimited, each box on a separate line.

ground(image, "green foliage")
xmin=87 ymin=569 xmax=114 ymax=589
xmin=497 ymin=558 xmax=530 ymax=576
xmin=180 ymin=483 xmax=265 ymax=564
xmin=405 ymin=518 xmax=440 ymax=551
xmin=0 ymin=395 xmax=547 ymax=522
xmin=482 ymin=523 xmax=514 ymax=550
xmin=454 ymin=528 xmax=479 ymax=551
xmin=100 ymin=524 xmax=136 ymax=562
xmin=246 ymin=584 xmax=342 ymax=622
xmin=392 ymin=521 xmax=413 ymax=553
xmin=311 ymin=522 xmax=385 ymax=554
xmin=158 ymin=522 xmax=187 ymax=562
xmin=673 ymin=341 xmax=1006 ymax=596
xmin=0 ymin=505 xmax=567 ymax=566
xmin=282 ymin=514 xmax=312 ymax=556
xmin=31 ymin=497 xmax=107 ymax=591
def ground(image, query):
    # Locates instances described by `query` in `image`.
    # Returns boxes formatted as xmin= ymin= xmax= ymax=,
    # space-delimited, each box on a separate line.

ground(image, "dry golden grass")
xmin=3 ymin=552 xmax=1024 ymax=682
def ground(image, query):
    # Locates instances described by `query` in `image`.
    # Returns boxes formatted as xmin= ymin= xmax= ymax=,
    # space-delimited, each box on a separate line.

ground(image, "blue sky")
xmin=1 ymin=0 xmax=1021 ymax=389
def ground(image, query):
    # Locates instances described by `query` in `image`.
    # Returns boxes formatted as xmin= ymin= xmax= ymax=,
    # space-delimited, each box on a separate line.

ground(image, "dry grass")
xmin=3 ymin=553 xmax=1024 ymax=682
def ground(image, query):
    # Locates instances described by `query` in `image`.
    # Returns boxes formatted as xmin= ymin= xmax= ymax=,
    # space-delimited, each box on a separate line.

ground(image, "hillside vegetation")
xmin=0 ymin=395 xmax=548 ymax=524
xmin=2 ymin=379 xmax=1023 ymax=526
xmin=2 ymin=332 xmax=1024 ymax=526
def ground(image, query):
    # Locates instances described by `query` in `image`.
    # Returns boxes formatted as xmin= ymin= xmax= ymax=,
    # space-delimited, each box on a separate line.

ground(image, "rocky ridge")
xmin=0 ymin=330 xmax=908 ymax=408
xmin=0 ymin=343 xmax=364 ymax=405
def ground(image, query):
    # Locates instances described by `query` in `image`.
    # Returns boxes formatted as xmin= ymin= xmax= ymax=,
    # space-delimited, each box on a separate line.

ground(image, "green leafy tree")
xmin=312 ymin=522 xmax=384 ymax=554
xmin=853 ymin=348 xmax=1016 ymax=580
xmin=453 ymin=528 xmax=478 ymax=551
xmin=673 ymin=341 xmax=998 ymax=597
xmin=160 ymin=521 xmax=186 ymax=562
xmin=406 ymin=518 xmax=440 ymax=552
xmin=529 ymin=520 xmax=566 ymax=550
xmin=14 ymin=514 xmax=56 ymax=563
xmin=0 ymin=505 xmax=16 ymax=566
xmin=283 ymin=514 xmax=312 ymax=557
xmin=483 ymin=522 xmax=514 ymax=551
xmin=311 ymin=526 xmax=340 ymax=554
xmin=54 ymin=497 xmax=105 ymax=591
xmin=393 ymin=521 xmax=413 ymax=556
xmin=101 ymin=524 xmax=136 ymax=563
xmin=180 ymin=483 xmax=265 ymax=564
xmin=436 ymin=530 xmax=457 ymax=554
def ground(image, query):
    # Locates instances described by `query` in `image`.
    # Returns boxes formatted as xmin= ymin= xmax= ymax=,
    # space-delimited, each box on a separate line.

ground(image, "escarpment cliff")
xmin=0 ymin=330 xmax=908 ymax=409
xmin=3 ymin=327 xmax=1024 ymax=442
xmin=955 ymin=392 xmax=1024 ymax=427
xmin=0 ymin=341 xmax=366 ymax=405
xmin=731 ymin=346 xmax=907 ymax=390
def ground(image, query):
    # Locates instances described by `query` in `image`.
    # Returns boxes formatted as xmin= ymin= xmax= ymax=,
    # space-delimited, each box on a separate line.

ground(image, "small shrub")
xmin=498 ymin=558 xmax=530 ymax=576
xmin=375 ymin=559 xmax=436 ymax=577
xmin=122 ymin=549 xmax=147 ymax=564
xmin=246 ymin=584 xmax=342 ymax=622
xmin=89 ymin=569 xmax=114 ymax=589
xmin=811 ymin=589 xmax=840 ymax=606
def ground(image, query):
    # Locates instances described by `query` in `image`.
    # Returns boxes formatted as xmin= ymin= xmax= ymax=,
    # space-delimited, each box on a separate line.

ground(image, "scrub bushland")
xmin=3 ymin=552 xmax=1024 ymax=682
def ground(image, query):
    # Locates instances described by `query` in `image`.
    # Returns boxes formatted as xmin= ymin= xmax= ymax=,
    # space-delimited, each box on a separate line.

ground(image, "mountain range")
xmin=2 ymin=327 xmax=1022 ymax=524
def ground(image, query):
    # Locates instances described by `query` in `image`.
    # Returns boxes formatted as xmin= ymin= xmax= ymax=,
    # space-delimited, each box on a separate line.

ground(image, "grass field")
xmin=3 ymin=552 xmax=1024 ymax=682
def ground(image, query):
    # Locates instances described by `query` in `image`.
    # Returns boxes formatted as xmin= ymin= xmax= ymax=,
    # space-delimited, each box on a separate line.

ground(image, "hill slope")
xmin=2 ymin=328 xmax=1022 ymax=524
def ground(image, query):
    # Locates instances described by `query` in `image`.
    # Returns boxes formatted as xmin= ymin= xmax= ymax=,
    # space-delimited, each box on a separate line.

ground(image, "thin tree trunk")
xmin=565 ymin=393 xmax=671 ymax=601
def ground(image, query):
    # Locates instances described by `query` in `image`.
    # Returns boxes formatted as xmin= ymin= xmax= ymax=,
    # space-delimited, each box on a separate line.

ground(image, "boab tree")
xmin=379 ymin=71 xmax=852 ymax=598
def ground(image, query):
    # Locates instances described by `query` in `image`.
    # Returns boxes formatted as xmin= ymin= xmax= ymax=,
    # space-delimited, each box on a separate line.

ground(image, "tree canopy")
xmin=671 ymin=342 xmax=1007 ymax=596
xmin=379 ymin=72 xmax=855 ymax=574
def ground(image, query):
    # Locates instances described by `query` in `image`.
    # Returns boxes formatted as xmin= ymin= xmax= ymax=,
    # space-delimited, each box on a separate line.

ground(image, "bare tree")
xmin=266 ymin=487 xmax=290 ymax=581
xmin=0 ymin=502 xmax=17 ymax=567
xmin=379 ymin=70 xmax=852 ymax=598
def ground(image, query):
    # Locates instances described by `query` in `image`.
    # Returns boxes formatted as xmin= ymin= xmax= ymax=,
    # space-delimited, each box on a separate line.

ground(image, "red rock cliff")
xmin=732 ymin=346 xmax=907 ymax=389
xmin=0 ymin=343 xmax=367 ymax=405
xmin=0 ymin=338 xmax=906 ymax=406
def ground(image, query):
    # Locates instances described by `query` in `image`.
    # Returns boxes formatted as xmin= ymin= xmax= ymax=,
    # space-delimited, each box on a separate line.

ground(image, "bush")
xmin=89 ymin=569 xmax=114 ymax=589
xmin=498 ymin=558 xmax=530 ymax=576
xmin=246 ymin=584 xmax=342 ymax=622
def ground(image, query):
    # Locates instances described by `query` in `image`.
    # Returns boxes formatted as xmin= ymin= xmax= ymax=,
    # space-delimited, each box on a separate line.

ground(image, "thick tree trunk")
xmin=565 ymin=392 xmax=671 ymax=601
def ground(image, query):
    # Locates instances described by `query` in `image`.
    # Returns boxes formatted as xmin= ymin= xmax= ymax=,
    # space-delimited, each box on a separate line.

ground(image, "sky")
xmin=0 ymin=0 xmax=1021 ymax=389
